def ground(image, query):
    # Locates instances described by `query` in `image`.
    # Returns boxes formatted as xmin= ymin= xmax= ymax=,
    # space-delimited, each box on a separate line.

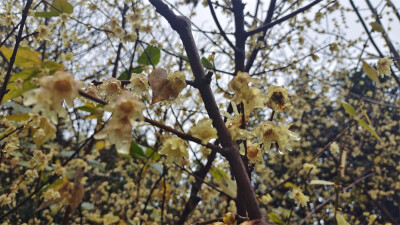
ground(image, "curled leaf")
xmin=148 ymin=68 xmax=186 ymax=104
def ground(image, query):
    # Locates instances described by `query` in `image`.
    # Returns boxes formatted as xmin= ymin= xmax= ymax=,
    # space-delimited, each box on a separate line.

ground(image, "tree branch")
xmin=148 ymin=0 xmax=265 ymax=221
xmin=0 ymin=0 xmax=33 ymax=104
xmin=244 ymin=0 xmax=276 ymax=72
xmin=247 ymin=0 xmax=322 ymax=37
xmin=207 ymin=0 xmax=236 ymax=50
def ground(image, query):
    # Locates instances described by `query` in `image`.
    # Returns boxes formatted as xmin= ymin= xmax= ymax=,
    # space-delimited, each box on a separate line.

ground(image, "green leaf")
xmin=149 ymin=163 xmax=163 ymax=175
xmin=341 ymin=101 xmax=356 ymax=117
xmin=131 ymin=66 xmax=143 ymax=73
xmin=60 ymin=150 xmax=75 ymax=157
xmin=34 ymin=11 xmax=60 ymax=18
xmin=10 ymin=67 xmax=40 ymax=82
xmin=35 ymin=0 xmax=73 ymax=18
xmin=87 ymin=158 xmax=105 ymax=173
xmin=268 ymin=212 xmax=285 ymax=225
xmin=18 ymin=160 xmax=33 ymax=168
xmin=201 ymin=57 xmax=214 ymax=68
xmin=370 ymin=22 xmax=384 ymax=33
xmin=145 ymin=147 xmax=160 ymax=160
xmin=210 ymin=167 xmax=227 ymax=182
xmin=118 ymin=71 xmax=130 ymax=80
xmin=130 ymin=142 xmax=146 ymax=161
xmin=42 ymin=61 xmax=65 ymax=73
xmin=138 ymin=46 xmax=160 ymax=66
xmin=51 ymin=0 xmax=74 ymax=14
xmin=2 ymin=80 xmax=37 ymax=103
xmin=362 ymin=61 xmax=379 ymax=82
xmin=0 ymin=46 xmax=42 ymax=67
xmin=336 ymin=213 xmax=350 ymax=225
xmin=357 ymin=119 xmax=380 ymax=140
xmin=76 ymin=106 xmax=97 ymax=114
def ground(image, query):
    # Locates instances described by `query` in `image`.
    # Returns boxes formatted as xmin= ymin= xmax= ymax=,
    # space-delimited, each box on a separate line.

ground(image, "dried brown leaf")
xmin=69 ymin=167 xmax=85 ymax=211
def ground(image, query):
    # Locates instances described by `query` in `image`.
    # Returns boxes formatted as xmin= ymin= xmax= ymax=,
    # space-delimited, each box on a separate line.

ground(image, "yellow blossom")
xmin=223 ymin=103 xmax=251 ymax=141
xmin=228 ymin=71 xmax=264 ymax=113
xmin=105 ymin=91 xmax=145 ymax=124
xmin=42 ymin=189 xmax=61 ymax=201
xmin=377 ymin=56 xmax=393 ymax=77
xmin=167 ymin=71 xmax=187 ymax=98
xmin=159 ymin=136 xmax=188 ymax=164
xmin=98 ymin=78 xmax=123 ymax=101
xmin=289 ymin=188 xmax=309 ymax=207
xmin=246 ymin=141 xmax=262 ymax=163
xmin=127 ymin=73 xmax=149 ymax=94
xmin=266 ymin=85 xmax=292 ymax=112
xmin=260 ymin=194 xmax=272 ymax=204
xmin=256 ymin=121 xmax=300 ymax=153
xmin=223 ymin=212 xmax=236 ymax=225
xmin=190 ymin=118 xmax=218 ymax=144
xmin=303 ymin=163 xmax=318 ymax=174
xmin=24 ymin=71 xmax=83 ymax=124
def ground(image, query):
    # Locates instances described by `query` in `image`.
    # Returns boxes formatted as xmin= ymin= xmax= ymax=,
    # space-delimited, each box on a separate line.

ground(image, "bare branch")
xmin=247 ymin=0 xmax=322 ymax=37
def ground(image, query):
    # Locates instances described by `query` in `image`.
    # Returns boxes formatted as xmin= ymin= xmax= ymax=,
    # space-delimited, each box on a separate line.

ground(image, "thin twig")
xmin=0 ymin=0 xmax=33 ymax=104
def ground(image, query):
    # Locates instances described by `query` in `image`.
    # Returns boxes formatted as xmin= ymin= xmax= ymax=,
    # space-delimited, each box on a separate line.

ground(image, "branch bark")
xmin=148 ymin=0 xmax=265 ymax=222
xmin=246 ymin=0 xmax=322 ymax=37
xmin=0 ymin=0 xmax=33 ymax=104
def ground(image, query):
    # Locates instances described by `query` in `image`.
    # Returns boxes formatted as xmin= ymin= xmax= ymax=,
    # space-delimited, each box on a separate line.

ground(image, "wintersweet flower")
xmin=289 ymin=188 xmax=309 ymax=207
xmin=228 ymin=71 xmax=265 ymax=113
xmin=189 ymin=118 xmax=218 ymax=144
xmin=256 ymin=121 xmax=300 ymax=153
xmin=98 ymin=78 xmax=123 ymax=101
xmin=167 ymin=71 xmax=187 ymax=97
xmin=24 ymin=71 xmax=84 ymax=124
xmin=95 ymin=92 xmax=144 ymax=154
xmin=127 ymin=73 xmax=149 ymax=94
xmin=223 ymin=103 xmax=251 ymax=141
xmin=94 ymin=117 xmax=133 ymax=155
xmin=246 ymin=141 xmax=262 ymax=163
xmin=159 ymin=136 xmax=188 ymax=164
xmin=266 ymin=85 xmax=292 ymax=112
xmin=377 ymin=56 xmax=393 ymax=77
xmin=105 ymin=91 xmax=145 ymax=123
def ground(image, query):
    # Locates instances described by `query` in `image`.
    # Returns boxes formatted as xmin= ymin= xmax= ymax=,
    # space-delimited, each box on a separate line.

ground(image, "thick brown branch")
xmin=148 ymin=0 xmax=264 ymax=221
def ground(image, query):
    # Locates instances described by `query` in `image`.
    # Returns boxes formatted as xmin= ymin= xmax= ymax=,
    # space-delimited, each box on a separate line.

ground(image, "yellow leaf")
xmin=2 ymin=80 xmax=38 ymax=103
xmin=341 ymin=101 xmax=356 ymax=117
xmin=220 ymin=177 xmax=237 ymax=198
xmin=32 ymin=117 xmax=56 ymax=147
xmin=309 ymin=180 xmax=335 ymax=186
xmin=362 ymin=61 xmax=379 ymax=82
xmin=103 ymin=212 xmax=120 ymax=225
xmin=374 ymin=156 xmax=381 ymax=164
xmin=0 ymin=46 xmax=41 ymax=68
xmin=370 ymin=22 xmax=384 ymax=32
xmin=284 ymin=182 xmax=299 ymax=189
xmin=5 ymin=113 xmax=30 ymax=121
xmin=336 ymin=213 xmax=350 ymax=225
xmin=357 ymin=119 xmax=380 ymax=140
xmin=96 ymin=140 xmax=105 ymax=150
